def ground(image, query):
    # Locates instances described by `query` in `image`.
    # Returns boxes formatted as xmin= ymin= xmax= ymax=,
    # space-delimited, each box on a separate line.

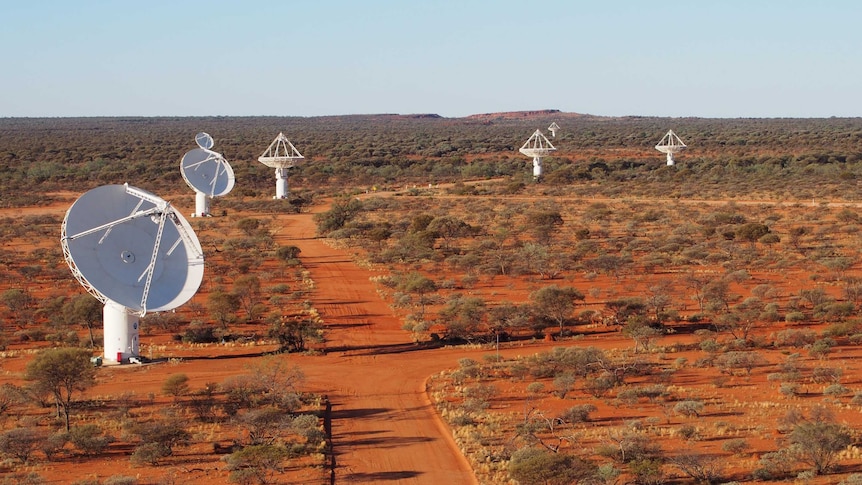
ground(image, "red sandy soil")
xmin=0 ymin=197 xmax=487 ymax=484
xmin=5 ymin=187 xmax=862 ymax=484
xmin=272 ymin=206 xmax=480 ymax=484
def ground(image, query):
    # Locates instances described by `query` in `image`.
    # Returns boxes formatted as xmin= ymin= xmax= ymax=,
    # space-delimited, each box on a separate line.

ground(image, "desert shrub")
xmin=617 ymin=387 xmax=640 ymax=405
xmin=852 ymin=392 xmax=862 ymax=405
xmin=131 ymin=442 xmax=172 ymax=466
xmin=699 ymin=338 xmax=720 ymax=353
xmin=508 ymin=362 xmax=529 ymax=380
xmin=812 ymin=366 xmax=842 ymax=383
xmin=269 ymin=283 xmax=291 ymax=294
xmin=785 ymin=311 xmax=806 ymax=323
xmin=181 ymin=325 xmax=218 ymax=343
xmin=815 ymin=302 xmax=855 ymax=321
xmin=773 ymin=328 xmax=816 ymax=347
xmin=508 ymin=447 xmax=597 ymax=485
xmin=584 ymin=375 xmax=615 ymax=397
xmin=291 ymin=414 xmax=325 ymax=447
xmin=0 ymin=473 xmax=46 ymax=485
xmin=674 ymin=400 xmax=705 ymax=417
xmin=224 ymin=444 xmax=291 ymax=485
xmin=126 ymin=420 xmax=190 ymax=461
xmin=314 ymin=198 xmax=363 ymax=235
xmin=823 ymin=384 xmax=849 ymax=396
xmin=840 ymin=473 xmax=862 ymax=485
xmin=628 ymin=458 xmax=665 ymax=485
xmin=275 ymin=245 xmax=301 ymax=261
xmin=780 ymin=383 xmax=799 ymax=397
xmin=595 ymin=463 xmax=622 ymax=484
xmin=68 ymin=424 xmax=113 ymax=456
xmin=559 ymin=404 xmax=597 ymax=424
xmin=598 ymin=431 xmax=661 ymax=464
xmin=461 ymin=384 xmax=496 ymax=414
xmin=808 ymin=338 xmax=835 ymax=359
xmin=677 ymin=425 xmax=699 ymax=441
xmin=822 ymin=320 xmax=860 ymax=338
xmin=671 ymin=452 xmax=724 ymax=484
xmin=552 ymin=373 xmax=576 ymax=398
xmin=0 ymin=383 xmax=25 ymax=415
xmin=638 ymin=384 xmax=668 ymax=402
xmin=715 ymin=351 xmax=764 ymax=375
xmin=753 ymin=448 xmax=796 ymax=480
xmin=40 ymin=431 xmax=68 ymax=461
xmin=790 ymin=421 xmax=852 ymax=474
xmin=237 ymin=407 xmax=294 ymax=446
xmin=102 ymin=476 xmax=137 ymax=485
xmin=722 ymin=438 xmax=750 ymax=455
xmin=525 ymin=382 xmax=545 ymax=394
xmin=0 ymin=427 xmax=44 ymax=463
xmin=482 ymin=353 xmax=503 ymax=363
xmin=162 ymin=373 xmax=190 ymax=399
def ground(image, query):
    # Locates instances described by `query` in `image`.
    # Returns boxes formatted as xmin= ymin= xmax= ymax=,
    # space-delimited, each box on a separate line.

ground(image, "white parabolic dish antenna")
xmin=195 ymin=132 xmax=214 ymax=150
xmin=655 ymin=129 xmax=687 ymax=166
xmin=181 ymin=133 xmax=235 ymax=217
xmin=548 ymin=122 xmax=560 ymax=138
xmin=519 ymin=129 xmax=557 ymax=179
xmin=61 ymin=183 xmax=205 ymax=363
xmin=258 ymin=132 xmax=304 ymax=199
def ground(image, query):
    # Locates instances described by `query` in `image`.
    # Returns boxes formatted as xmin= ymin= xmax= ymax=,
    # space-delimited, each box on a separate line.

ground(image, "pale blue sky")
xmin=1 ymin=1 xmax=859 ymax=118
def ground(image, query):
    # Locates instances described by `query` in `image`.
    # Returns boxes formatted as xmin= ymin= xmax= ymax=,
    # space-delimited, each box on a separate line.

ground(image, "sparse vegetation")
xmin=6 ymin=115 xmax=862 ymax=483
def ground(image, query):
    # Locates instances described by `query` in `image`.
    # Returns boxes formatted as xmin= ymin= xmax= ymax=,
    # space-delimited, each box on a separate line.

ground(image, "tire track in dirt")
xmin=275 ymin=210 xmax=479 ymax=485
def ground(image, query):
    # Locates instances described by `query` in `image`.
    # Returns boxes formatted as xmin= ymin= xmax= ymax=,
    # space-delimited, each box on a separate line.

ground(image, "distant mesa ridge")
xmin=466 ymin=109 xmax=564 ymax=120
xmin=319 ymin=111 xmax=572 ymax=122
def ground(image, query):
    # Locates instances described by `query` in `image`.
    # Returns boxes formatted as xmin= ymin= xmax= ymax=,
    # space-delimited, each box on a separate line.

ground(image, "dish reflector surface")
xmin=61 ymin=184 xmax=204 ymax=314
xmin=180 ymin=148 xmax=235 ymax=197
xmin=195 ymin=132 xmax=215 ymax=150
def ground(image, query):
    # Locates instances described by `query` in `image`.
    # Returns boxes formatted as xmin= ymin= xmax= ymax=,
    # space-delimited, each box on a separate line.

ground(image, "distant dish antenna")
xmin=61 ymin=184 xmax=205 ymax=364
xmin=195 ymin=132 xmax=214 ymax=150
xmin=548 ymin=122 xmax=560 ymax=138
xmin=655 ymin=129 xmax=687 ymax=166
xmin=180 ymin=133 xmax=235 ymax=217
xmin=519 ymin=129 xmax=557 ymax=179
xmin=258 ymin=132 xmax=305 ymax=199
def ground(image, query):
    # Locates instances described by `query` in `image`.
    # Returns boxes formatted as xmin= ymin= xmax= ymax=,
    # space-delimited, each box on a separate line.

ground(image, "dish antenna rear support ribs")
xmin=519 ymin=129 xmax=557 ymax=179
xmin=259 ymin=132 xmax=305 ymax=199
xmin=655 ymin=129 xmax=687 ymax=166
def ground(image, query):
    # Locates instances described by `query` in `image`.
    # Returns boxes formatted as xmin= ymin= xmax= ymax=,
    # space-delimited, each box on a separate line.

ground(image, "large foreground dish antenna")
xmin=61 ymin=183 xmax=205 ymax=363
xmin=655 ymin=129 xmax=687 ymax=166
xmin=181 ymin=132 xmax=235 ymax=217
xmin=548 ymin=122 xmax=560 ymax=138
xmin=519 ymin=129 xmax=557 ymax=179
xmin=258 ymin=132 xmax=305 ymax=199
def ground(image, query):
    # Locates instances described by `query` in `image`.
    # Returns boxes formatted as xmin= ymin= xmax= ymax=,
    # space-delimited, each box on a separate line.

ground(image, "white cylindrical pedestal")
xmin=532 ymin=157 xmax=543 ymax=179
xmin=103 ymin=302 xmax=139 ymax=364
xmin=275 ymin=168 xmax=288 ymax=199
xmin=666 ymin=153 xmax=675 ymax=166
xmin=195 ymin=191 xmax=211 ymax=216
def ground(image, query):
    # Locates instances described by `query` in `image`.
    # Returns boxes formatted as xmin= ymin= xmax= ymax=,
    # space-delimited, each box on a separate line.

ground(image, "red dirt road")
xmin=277 ymin=209 xmax=479 ymax=485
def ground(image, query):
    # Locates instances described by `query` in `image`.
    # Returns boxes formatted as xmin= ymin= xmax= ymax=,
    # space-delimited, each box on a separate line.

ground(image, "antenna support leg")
xmin=104 ymin=302 xmax=140 ymax=364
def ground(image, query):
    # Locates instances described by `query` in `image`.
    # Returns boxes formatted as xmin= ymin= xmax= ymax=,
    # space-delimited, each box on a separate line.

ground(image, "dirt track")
xmin=277 ymin=208 xmax=480 ymax=484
